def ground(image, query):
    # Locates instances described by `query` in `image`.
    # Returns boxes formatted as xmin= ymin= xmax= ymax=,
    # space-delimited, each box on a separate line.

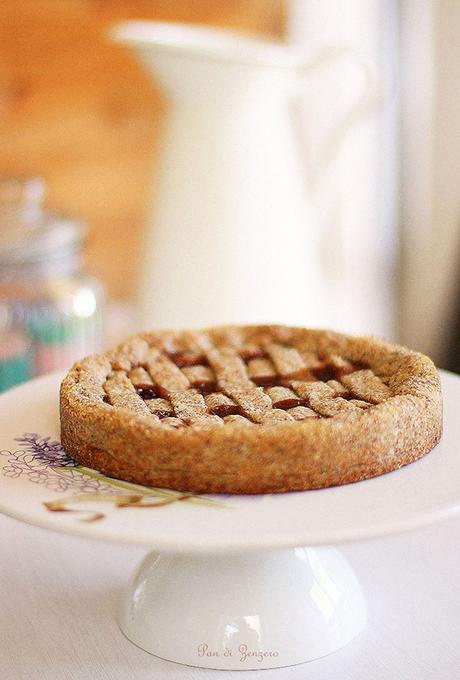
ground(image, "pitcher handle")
xmin=301 ymin=46 xmax=384 ymax=184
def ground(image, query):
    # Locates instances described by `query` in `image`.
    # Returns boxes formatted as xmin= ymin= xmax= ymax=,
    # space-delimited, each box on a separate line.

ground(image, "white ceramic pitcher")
xmin=111 ymin=22 xmax=378 ymax=329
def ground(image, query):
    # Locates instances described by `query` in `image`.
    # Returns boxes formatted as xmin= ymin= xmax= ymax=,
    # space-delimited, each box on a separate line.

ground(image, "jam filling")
xmin=135 ymin=386 xmax=159 ymax=400
xmin=208 ymin=403 xmax=241 ymax=418
xmin=239 ymin=347 xmax=269 ymax=363
xmin=250 ymin=375 xmax=280 ymax=388
xmin=190 ymin=380 xmax=217 ymax=395
xmin=272 ymin=397 xmax=305 ymax=410
xmin=168 ymin=352 xmax=207 ymax=367
xmin=312 ymin=365 xmax=337 ymax=382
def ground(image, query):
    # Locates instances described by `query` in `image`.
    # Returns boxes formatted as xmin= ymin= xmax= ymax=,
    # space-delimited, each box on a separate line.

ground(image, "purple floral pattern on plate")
xmin=0 ymin=433 xmax=119 ymax=495
xmin=0 ymin=432 xmax=225 ymax=523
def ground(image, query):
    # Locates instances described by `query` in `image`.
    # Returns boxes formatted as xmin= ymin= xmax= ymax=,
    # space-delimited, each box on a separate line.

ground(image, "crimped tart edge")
xmin=59 ymin=325 xmax=443 ymax=494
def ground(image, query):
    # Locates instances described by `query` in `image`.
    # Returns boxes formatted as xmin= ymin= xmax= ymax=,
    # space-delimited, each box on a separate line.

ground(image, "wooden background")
xmin=0 ymin=0 xmax=284 ymax=299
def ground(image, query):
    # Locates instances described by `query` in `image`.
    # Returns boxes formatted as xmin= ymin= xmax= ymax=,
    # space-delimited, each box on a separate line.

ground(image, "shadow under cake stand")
xmin=0 ymin=371 xmax=458 ymax=671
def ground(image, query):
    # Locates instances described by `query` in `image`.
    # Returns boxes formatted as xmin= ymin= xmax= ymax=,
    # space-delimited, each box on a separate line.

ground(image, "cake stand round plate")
xmin=0 ymin=370 xmax=458 ymax=670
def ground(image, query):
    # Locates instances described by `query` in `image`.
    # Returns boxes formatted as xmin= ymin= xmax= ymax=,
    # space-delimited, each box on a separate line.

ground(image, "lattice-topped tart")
xmin=60 ymin=325 xmax=442 ymax=494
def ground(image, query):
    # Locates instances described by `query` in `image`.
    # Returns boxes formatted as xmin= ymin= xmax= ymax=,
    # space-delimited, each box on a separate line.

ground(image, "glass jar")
xmin=0 ymin=177 xmax=104 ymax=392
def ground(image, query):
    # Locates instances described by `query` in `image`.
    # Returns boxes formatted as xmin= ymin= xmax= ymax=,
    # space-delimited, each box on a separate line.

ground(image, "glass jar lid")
xmin=0 ymin=177 xmax=86 ymax=278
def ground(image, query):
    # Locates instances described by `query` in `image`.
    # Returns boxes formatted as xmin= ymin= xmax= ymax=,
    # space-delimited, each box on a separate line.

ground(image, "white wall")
xmin=400 ymin=0 xmax=460 ymax=362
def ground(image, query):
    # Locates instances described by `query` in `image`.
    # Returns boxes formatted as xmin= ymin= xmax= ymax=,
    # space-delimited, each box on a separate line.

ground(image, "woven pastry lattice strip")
xmin=101 ymin=338 xmax=392 ymax=426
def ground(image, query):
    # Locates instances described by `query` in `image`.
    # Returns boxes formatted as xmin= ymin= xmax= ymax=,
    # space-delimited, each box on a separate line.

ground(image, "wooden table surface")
xmin=1 ymin=511 xmax=459 ymax=679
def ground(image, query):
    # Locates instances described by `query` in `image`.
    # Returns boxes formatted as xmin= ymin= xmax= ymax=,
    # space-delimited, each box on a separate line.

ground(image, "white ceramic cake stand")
xmin=0 ymin=371 xmax=459 ymax=671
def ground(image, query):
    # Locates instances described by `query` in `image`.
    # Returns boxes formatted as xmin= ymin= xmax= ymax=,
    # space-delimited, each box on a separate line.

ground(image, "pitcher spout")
xmin=110 ymin=21 xmax=305 ymax=101
xmin=110 ymin=20 xmax=308 ymax=68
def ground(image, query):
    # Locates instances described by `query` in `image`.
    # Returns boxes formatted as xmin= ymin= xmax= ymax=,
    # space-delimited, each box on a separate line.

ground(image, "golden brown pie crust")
xmin=59 ymin=325 xmax=443 ymax=494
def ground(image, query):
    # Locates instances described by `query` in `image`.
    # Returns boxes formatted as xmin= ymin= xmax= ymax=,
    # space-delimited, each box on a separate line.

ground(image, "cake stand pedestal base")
xmin=118 ymin=546 xmax=367 ymax=670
